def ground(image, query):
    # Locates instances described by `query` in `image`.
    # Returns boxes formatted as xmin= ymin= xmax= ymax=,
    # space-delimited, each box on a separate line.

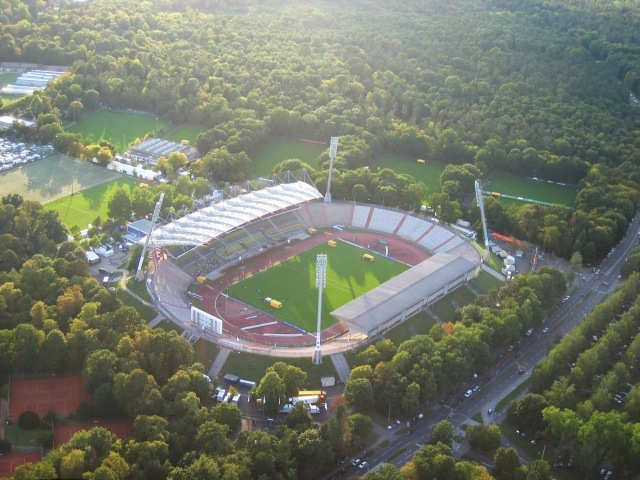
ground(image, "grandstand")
xmin=367 ymin=209 xmax=404 ymax=234
xmin=332 ymin=252 xmax=478 ymax=337
xmin=150 ymin=181 xmax=323 ymax=247
xmin=351 ymin=205 xmax=371 ymax=229
xmin=152 ymin=195 xmax=482 ymax=347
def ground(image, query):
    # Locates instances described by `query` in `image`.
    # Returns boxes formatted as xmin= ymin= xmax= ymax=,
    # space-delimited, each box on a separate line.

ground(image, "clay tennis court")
xmin=199 ymin=230 xmax=430 ymax=346
xmin=9 ymin=375 xmax=91 ymax=421
xmin=54 ymin=418 xmax=133 ymax=447
xmin=0 ymin=452 xmax=42 ymax=477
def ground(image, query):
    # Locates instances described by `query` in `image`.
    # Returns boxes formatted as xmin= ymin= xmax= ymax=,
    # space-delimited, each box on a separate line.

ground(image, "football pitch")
xmin=225 ymin=242 xmax=409 ymax=331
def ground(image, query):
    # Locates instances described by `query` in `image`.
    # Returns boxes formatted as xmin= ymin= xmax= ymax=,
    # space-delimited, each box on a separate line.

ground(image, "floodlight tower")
xmin=135 ymin=193 xmax=164 ymax=281
xmin=474 ymin=180 xmax=490 ymax=262
xmin=312 ymin=253 xmax=327 ymax=365
xmin=325 ymin=137 xmax=339 ymax=203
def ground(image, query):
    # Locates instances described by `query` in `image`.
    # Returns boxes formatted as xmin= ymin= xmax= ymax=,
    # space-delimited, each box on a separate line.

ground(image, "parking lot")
xmin=0 ymin=140 xmax=52 ymax=171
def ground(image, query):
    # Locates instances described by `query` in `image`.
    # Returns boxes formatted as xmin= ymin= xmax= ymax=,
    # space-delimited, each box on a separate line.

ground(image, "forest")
xmin=2 ymin=0 xmax=640 ymax=478
xmin=0 ymin=0 xmax=638 ymax=263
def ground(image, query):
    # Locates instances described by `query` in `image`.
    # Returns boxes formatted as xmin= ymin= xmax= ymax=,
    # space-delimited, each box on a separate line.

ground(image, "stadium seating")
xmin=351 ymin=205 xmax=371 ymax=229
xmin=367 ymin=209 xmax=404 ymax=233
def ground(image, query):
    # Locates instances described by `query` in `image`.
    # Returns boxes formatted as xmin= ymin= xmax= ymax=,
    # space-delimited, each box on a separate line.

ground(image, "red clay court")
xmin=0 ymin=452 xmax=42 ymax=477
xmin=9 ymin=375 xmax=92 ymax=421
xmin=54 ymin=418 xmax=133 ymax=447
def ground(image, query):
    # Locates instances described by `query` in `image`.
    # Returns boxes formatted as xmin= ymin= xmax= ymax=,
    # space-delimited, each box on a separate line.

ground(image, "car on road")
xmin=518 ymin=367 xmax=526 ymax=374
xmin=359 ymin=461 xmax=368 ymax=469
xmin=488 ymin=408 xmax=492 ymax=414
xmin=464 ymin=389 xmax=473 ymax=398
xmin=352 ymin=459 xmax=361 ymax=467
xmin=542 ymin=327 xmax=549 ymax=334
xmin=526 ymin=328 xmax=534 ymax=336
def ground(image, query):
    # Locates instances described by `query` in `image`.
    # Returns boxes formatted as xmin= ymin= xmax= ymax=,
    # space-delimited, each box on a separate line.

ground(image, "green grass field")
xmin=385 ymin=311 xmax=437 ymax=346
xmin=249 ymin=137 xmax=328 ymax=177
xmin=225 ymin=242 xmax=408 ymax=331
xmin=370 ymin=154 xmax=446 ymax=200
xmin=0 ymin=72 xmax=22 ymax=104
xmin=44 ymin=174 xmax=138 ymax=230
xmin=193 ymin=338 xmax=220 ymax=370
xmin=154 ymin=319 xmax=184 ymax=334
xmin=430 ymin=286 xmax=479 ymax=322
xmin=116 ymin=288 xmax=158 ymax=322
xmin=469 ymin=270 xmax=504 ymax=295
xmin=165 ymin=124 xmax=204 ymax=147
xmin=486 ymin=172 xmax=576 ymax=207
xmin=0 ymin=154 xmax=126 ymax=207
xmin=68 ymin=110 xmax=168 ymax=152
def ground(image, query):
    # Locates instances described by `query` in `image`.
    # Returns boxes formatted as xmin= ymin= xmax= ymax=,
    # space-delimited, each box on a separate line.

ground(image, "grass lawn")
xmin=68 ymin=110 xmax=168 ymax=153
xmin=249 ymin=137 xmax=328 ymax=177
xmin=430 ymin=286 xmax=478 ymax=322
xmin=486 ymin=171 xmax=577 ymax=207
xmin=385 ymin=311 xmax=437 ymax=346
xmin=470 ymin=270 xmax=504 ymax=295
xmin=116 ymin=288 xmax=157 ymax=322
xmin=4 ymin=423 xmax=46 ymax=450
xmin=126 ymin=277 xmax=153 ymax=304
xmin=44 ymin=175 xmax=139 ymax=230
xmin=495 ymin=378 xmax=531 ymax=412
xmin=225 ymin=242 xmax=408 ymax=331
xmin=165 ymin=124 xmax=204 ymax=146
xmin=0 ymin=72 xmax=19 ymax=87
xmin=153 ymin=318 xmax=184 ymax=335
xmin=0 ymin=72 xmax=21 ymax=103
xmin=370 ymin=154 xmax=446 ymax=200
xmin=193 ymin=338 xmax=220 ymax=370
xmin=221 ymin=350 xmax=337 ymax=386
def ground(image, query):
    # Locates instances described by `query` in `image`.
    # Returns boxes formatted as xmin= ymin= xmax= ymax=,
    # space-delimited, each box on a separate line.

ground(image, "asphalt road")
xmin=336 ymin=210 xmax=640 ymax=479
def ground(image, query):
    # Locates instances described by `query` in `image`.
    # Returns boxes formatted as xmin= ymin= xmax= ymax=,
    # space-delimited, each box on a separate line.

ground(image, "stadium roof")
xmin=331 ymin=253 xmax=478 ymax=336
xmin=150 ymin=181 xmax=322 ymax=246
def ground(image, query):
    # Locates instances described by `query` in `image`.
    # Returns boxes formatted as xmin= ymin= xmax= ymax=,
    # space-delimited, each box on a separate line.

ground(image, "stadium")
xmin=148 ymin=173 xmax=482 ymax=353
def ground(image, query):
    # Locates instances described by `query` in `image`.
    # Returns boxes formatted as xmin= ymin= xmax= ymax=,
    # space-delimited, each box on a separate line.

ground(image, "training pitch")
xmin=224 ymin=242 xmax=408 ymax=332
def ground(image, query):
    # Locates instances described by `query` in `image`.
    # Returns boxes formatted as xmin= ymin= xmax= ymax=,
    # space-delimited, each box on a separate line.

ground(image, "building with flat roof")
xmin=124 ymin=138 xmax=200 ymax=165
xmin=331 ymin=252 xmax=478 ymax=337
xmin=0 ymin=115 xmax=35 ymax=129
xmin=1 ymin=69 xmax=65 ymax=96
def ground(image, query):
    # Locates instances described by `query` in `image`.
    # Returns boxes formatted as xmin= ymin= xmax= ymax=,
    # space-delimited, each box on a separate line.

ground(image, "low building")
xmin=108 ymin=158 xmax=158 ymax=181
xmin=0 ymin=115 xmax=35 ymax=130
xmin=126 ymin=219 xmax=152 ymax=243
xmin=124 ymin=138 xmax=200 ymax=165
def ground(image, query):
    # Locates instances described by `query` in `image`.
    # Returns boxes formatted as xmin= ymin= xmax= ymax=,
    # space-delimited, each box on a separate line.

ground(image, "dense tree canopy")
xmin=0 ymin=0 xmax=638 ymax=261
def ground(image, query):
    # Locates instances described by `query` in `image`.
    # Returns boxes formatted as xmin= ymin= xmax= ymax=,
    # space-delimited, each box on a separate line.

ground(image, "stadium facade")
xmin=148 ymin=178 xmax=482 ymax=346
xmin=331 ymin=252 xmax=478 ymax=337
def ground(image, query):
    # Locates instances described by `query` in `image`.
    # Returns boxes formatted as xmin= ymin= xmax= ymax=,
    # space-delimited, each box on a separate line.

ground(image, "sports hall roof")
xmin=331 ymin=253 xmax=478 ymax=335
xmin=150 ymin=181 xmax=322 ymax=246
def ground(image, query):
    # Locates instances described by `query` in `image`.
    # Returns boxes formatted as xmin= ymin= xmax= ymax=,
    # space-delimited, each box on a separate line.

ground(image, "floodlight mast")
xmin=312 ymin=254 xmax=327 ymax=365
xmin=474 ymin=180 xmax=490 ymax=262
xmin=135 ymin=193 xmax=164 ymax=281
xmin=325 ymin=137 xmax=338 ymax=203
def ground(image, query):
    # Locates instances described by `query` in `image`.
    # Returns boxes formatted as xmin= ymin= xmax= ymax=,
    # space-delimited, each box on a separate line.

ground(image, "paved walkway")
xmin=209 ymin=348 xmax=231 ymax=378
xmin=481 ymin=263 xmax=505 ymax=280
xmin=330 ymin=353 xmax=351 ymax=384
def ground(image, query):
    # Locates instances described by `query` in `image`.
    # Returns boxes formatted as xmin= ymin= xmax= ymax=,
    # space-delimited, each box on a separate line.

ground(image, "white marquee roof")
xmin=150 ymin=181 xmax=322 ymax=246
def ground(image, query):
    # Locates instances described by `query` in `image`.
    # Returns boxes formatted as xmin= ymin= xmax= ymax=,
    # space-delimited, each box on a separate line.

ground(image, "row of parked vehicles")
xmin=0 ymin=141 xmax=52 ymax=171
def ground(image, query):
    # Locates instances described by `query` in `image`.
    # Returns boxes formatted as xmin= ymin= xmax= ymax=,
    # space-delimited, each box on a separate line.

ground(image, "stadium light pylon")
xmin=312 ymin=253 xmax=327 ymax=364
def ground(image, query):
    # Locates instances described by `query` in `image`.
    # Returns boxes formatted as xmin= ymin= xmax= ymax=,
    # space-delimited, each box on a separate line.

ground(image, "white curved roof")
xmin=150 ymin=181 xmax=322 ymax=246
